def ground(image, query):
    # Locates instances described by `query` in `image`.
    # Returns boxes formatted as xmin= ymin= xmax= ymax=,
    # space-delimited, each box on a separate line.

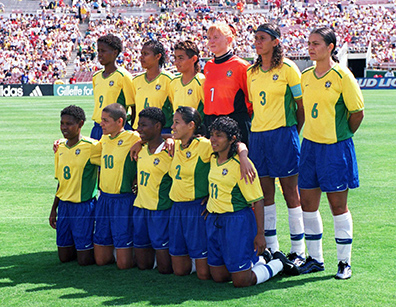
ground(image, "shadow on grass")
xmin=0 ymin=251 xmax=333 ymax=306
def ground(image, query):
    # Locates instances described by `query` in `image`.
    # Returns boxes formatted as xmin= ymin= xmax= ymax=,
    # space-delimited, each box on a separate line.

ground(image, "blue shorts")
xmin=169 ymin=199 xmax=207 ymax=259
xmin=206 ymin=207 xmax=259 ymax=273
xmin=57 ymin=198 xmax=96 ymax=251
xmin=249 ymin=126 xmax=300 ymax=178
xmin=299 ymin=138 xmax=359 ymax=192
xmin=90 ymin=121 xmax=133 ymax=140
xmin=133 ymin=207 xmax=171 ymax=250
xmin=94 ymin=192 xmax=135 ymax=248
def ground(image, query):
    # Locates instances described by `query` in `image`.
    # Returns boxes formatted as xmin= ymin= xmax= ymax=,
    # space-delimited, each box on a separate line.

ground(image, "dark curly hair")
xmin=174 ymin=40 xmax=201 ymax=73
xmin=143 ymin=40 xmax=167 ymax=68
xmin=252 ymin=23 xmax=283 ymax=73
xmin=209 ymin=116 xmax=241 ymax=159
xmin=103 ymin=103 xmax=127 ymax=126
xmin=61 ymin=105 xmax=86 ymax=123
xmin=97 ymin=34 xmax=123 ymax=56
xmin=139 ymin=107 xmax=166 ymax=128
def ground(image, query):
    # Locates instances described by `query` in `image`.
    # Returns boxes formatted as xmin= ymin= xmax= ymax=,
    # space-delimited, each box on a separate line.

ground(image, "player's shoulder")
xmin=231 ymin=55 xmax=250 ymax=67
xmin=331 ymin=63 xmax=354 ymax=80
xmin=160 ymin=70 xmax=175 ymax=81
xmin=282 ymin=58 xmax=298 ymax=69
xmin=93 ymin=69 xmax=104 ymax=78
xmin=170 ymin=74 xmax=182 ymax=84
xmin=80 ymin=136 xmax=99 ymax=145
xmin=302 ymin=66 xmax=315 ymax=75
xmin=194 ymin=72 xmax=205 ymax=85
xmin=116 ymin=67 xmax=133 ymax=78
xmin=133 ymin=71 xmax=146 ymax=81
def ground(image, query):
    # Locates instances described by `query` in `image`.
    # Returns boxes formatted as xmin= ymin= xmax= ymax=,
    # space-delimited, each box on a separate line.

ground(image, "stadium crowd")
xmin=0 ymin=0 xmax=395 ymax=84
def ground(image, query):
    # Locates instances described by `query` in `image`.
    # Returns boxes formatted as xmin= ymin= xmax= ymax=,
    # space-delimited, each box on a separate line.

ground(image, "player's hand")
xmin=53 ymin=139 xmax=61 ymax=153
xmin=201 ymin=208 xmax=209 ymax=220
xmin=130 ymin=140 xmax=143 ymax=161
xmin=240 ymin=158 xmax=256 ymax=184
xmin=201 ymin=196 xmax=208 ymax=206
xmin=254 ymin=234 xmax=266 ymax=256
xmin=49 ymin=209 xmax=57 ymax=229
xmin=164 ymin=138 xmax=175 ymax=157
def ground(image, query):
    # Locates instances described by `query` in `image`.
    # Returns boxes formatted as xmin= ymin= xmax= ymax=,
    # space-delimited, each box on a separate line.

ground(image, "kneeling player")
xmin=206 ymin=117 xmax=298 ymax=287
xmin=50 ymin=105 xmax=100 ymax=266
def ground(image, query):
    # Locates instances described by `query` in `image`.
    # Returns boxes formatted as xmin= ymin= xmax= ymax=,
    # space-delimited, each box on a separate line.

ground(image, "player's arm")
xmin=348 ymin=110 xmax=364 ymax=133
xmin=236 ymin=142 xmax=255 ymax=184
xmin=252 ymin=199 xmax=266 ymax=256
xmin=49 ymin=184 xmax=60 ymax=229
xmin=295 ymin=98 xmax=304 ymax=134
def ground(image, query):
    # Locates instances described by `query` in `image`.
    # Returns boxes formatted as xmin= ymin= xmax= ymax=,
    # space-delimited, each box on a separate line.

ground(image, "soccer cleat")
xmin=261 ymin=248 xmax=273 ymax=264
xmin=273 ymin=251 xmax=300 ymax=276
xmin=298 ymin=256 xmax=325 ymax=274
xmin=287 ymin=252 xmax=305 ymax=267
xmin=335 ymin=261 xmax=352 ymax=280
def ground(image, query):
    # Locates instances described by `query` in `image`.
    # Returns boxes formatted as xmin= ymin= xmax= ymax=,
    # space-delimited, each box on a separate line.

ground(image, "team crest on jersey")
xmin=273 ymin=74 xmax=279 ymax=81
xmin=155 ymin=84 xmax=161 ymax=91
xmin=226 ymin=70 xmax=233 ymax=77
xmin=118 ymin=140 xmax=123 ymax=146
xmin=187 ymin=89 xmax=193 ymax=95
xmin=75 ymin=149 xmax=81 ymax=155
xmin=109 ymin=81 xmax=114 ymax=87
xmin=153 ymin=158 xmax=160 ymax=165
xmin=222 ymin=168 xmax=228 ymax=176
xmin=325 ymin=81 xmax=332 ymax=88
xmin=186 ymin=151 xmax=191 ymax=158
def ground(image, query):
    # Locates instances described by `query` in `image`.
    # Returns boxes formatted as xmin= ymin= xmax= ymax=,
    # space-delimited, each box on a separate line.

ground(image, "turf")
xmin=0 ymin=92 xmax=395 ymax=306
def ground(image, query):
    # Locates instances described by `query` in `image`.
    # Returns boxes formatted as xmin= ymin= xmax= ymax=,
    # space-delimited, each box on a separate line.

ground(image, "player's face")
xmin=308 ymin=33 xmax=334 ymax=62
xmin=210 ymin=130 xmax=233 ymax=155
xmin=171 ymin=112 xmax=193 ymax=140
xmin=137 ymin=117 xmax=158 ymax=142
xmin=173 ymin=49 xmax=196 ymax=74
xmin=60 ymin=115 xmax=81 ymax=140
xmin=254 ymin=31 xmax=278 ymax=57
xmin=97 ymin=42 xmax=118 ymax=66
xmin=207 ymin=30 xmax=230 ymax=57
xmin=100 ymin=111 xmax=121 ymax=136
xmin=140 ymin=46 xmax=161 ymax=70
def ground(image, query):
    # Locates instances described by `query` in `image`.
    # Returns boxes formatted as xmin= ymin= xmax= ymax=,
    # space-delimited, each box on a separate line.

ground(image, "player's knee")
xmin=158 ymin=265 xmax=173 ymax=274
xmin=173 ymin=266 xmax=190 ymax=276
xmin=197 ymin=271 xmax=211 ymax=280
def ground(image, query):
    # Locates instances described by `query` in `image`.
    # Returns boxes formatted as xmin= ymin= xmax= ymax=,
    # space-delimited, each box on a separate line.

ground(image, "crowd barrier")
xmin=1 ymin=78 xmax=396 ymax=97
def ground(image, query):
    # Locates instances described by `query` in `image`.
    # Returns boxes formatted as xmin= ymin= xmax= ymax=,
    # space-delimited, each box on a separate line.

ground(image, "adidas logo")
xmin=30 ymin=86 xmax=43 ymax=97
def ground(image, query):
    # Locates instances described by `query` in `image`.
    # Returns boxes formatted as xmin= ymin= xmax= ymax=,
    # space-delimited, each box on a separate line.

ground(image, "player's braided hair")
xmin=97 ymin=34 xmax=123 ymax=56
xmin=143 ymin=40 xmax=167 ymax=68
xmin=209 ymin=116 xmax=241 ymax=159
xmin=61 ymin=105 xmax=86 ymax=123
xmin=139 ymin=107 xmax=166 ymax=128
xmin=174 ymin=40 xmax=201 ymax=73
xmin=252 ymin=23 xmax=283 ymax=74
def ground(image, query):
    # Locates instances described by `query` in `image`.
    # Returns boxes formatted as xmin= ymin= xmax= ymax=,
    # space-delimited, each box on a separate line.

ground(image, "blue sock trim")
xmin=265 ymin=229 xmax=277 ymax=236
xmin=305 ymin=233 xmax=322 ymax=240
xmin=335 ymin=238 xmax=353 ymax=244
xmin=264 ymin=264 xmax=273 ymax=278
xmin=290 ymin=233 xmax=304 ymax=241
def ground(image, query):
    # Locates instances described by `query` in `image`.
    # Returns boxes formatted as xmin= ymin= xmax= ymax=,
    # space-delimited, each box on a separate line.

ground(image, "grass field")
xmin=0 ymin=91 xmax=395 ymax=306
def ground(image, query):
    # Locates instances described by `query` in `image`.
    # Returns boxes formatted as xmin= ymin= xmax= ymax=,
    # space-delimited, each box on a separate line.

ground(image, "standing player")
xmin=91 ymin=34 xmax=134 ymax=140
xmin=204 ymin=23 xmax=251 ymax=145
xmin=50 ymin=105 xmax=99 ymax=266
xmin=206 ymin=117 xmax=299 ymax=287
xmin=298 ymin=27 xmax=364 ymax=279
xmin=91 ymin=103 xmax=141 ymax=270
xmin=170 ymin=40 xmax=205 ymax=120
xmin=133 ymin=107 xmax=173 ymax=274
xmin=247 ymin=23 xmax=306 ymax=264
xmin=131 ymin=41 xmax=174 ymax=133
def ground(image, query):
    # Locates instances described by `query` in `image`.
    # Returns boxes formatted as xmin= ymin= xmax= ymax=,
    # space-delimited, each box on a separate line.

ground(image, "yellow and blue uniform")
xmin=131 ymin=71 xmax=174 ymax=129
xmin=91 ymin=130 xmax=140 ymax=248
xmin=54 ymin=137 xmax=100 ymax=250
xmin=170 ymin=73 xmax=205 ymax=120
xmin=168 ymin=137 xmax=212 ymax=258
xmin=206 ymin=154 xmax=264 ymax=272
xmin=299 ymin=63 xmax=364 ymax=192
xmin=91 ymin=67 xmax=134 ymax=139
xmin=133 ymin=143 xmax=173 ymax=249
xmin=247 ymin=58 xmax=302 ymax=178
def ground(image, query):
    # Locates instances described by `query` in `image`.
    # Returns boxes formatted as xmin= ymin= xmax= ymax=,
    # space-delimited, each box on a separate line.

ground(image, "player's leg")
xmin=209 ymin=265 xmax=232 ymax=283
xmin=135 ymin=248 xmax=156 ymax=270
xmin=155 ymin=249 xmax=173 ymax=274
xmin=58 ymin=246 xmax=77 ymax=263
xmin=94 ymin=245 xmax=115 ymax=265
xmin=260 ymin=176 xmax=279 ymax=253
xmin=56 ymin=200 xmax=77 ymax=263
xmin=195 ymin=258 xmax=211 ymax=280
xmin=76 ymin=249 xmax=95 ymax=266
xmin=279 ymin=175 xmax=305 ymax=262
xmin=133 ymin=207 xmax=155 ymax=270
xmin=171 ymin=255 xmax=192 ymax=276
xmin=115 ymin=247 xmax=135 ymax=270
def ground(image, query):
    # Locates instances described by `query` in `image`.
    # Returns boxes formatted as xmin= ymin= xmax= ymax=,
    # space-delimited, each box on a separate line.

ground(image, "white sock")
xmin=264 ymin=204 xmax=279 ymax=252
xmin=152 ymin=256 xmax=157 ymax=269
xmin=288 ymin=206 xmax=305 ymax=257
xmin=334 ymin=211 xmax=353 ymax=264
xmin=190 ymin=258 xmax=196 ymax=274
xmin=113 ymin=248 xmax=117 ymax=262
xmin=252 ymin=259 xmax=282 ymax=284
xmin=303 ymin=210 xmax=324 ymax=263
